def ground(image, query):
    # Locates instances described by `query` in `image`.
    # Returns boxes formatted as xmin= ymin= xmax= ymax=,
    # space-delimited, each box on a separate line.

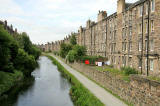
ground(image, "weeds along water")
xmin=46 ymin=55 xmax=104 ymax=106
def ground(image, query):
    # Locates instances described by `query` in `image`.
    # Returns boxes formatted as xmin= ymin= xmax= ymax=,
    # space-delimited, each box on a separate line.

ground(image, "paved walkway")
xmin=49 ymin=54 xmax=127 ymax=106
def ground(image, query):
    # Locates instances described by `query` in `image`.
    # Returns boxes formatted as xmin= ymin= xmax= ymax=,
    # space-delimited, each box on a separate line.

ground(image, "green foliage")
xmin=80 ymin=56 xmax=99 ymax=65
xmin=0 ymin=70 xmax=23 ymax=95
xmin=46 ymin=55 xmax=104 ymax=106
xmin=66 ymin=45 xmax=86 ymax=62
xmin=14 ymin=49 xmax=37 ymax=77
xmin=73 ymin=45 xmax=86 ymax=60
xmin=67 ymin=50 xmax=77 ymax=63
xmin=121 ymin=67 xmax=138 ymax=75
xmin=53 ymin=51 xmax=59 ymax=55
xmin=28 ymin=45 xmax=41 ymax=60
xmin=70 ymin=34 xmax=77 ymax=45
xmin=60 ymin=43 xmax=72 ymax=58
xmin=0 ymin=25 xmax=16 ymax=72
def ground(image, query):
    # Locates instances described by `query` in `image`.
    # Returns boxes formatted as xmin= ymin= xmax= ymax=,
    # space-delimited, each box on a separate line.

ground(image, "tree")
xmin=73 ymin=45 xmax=86 ymax=58
xmin=70 ymin=34 xmax=77 ymax=45
xmin=66 ymin=50 xmax=77 ymax=63
xmin=60 ymin=43 xmax=72 ymax=58
xmin=14 ymin=49 xmax=37 ymax=76
xmin=0 ymin=25 xmax=14 ymax=72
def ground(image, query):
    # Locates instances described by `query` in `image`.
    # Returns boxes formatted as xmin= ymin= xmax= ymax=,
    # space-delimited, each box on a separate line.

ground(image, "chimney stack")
xmin=117 ymin=0 xmax=125 ymax=14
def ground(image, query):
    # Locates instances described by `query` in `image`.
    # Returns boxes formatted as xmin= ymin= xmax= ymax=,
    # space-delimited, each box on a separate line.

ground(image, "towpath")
xmin=49 ymin=54 xmax=127 ymax=106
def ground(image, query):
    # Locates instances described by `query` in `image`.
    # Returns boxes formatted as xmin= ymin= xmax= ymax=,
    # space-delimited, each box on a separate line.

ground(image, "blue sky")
xmin=0 ymin=0 xmax=138 ymax=44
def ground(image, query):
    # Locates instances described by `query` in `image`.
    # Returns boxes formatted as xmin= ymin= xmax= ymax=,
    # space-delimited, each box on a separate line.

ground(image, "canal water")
xmin=13 ymin=56 xmax=73 ymax=106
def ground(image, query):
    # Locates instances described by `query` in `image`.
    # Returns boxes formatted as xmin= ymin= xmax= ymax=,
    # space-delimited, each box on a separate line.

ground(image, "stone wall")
xmin=69 ymin=62 xmax=160 ymax=106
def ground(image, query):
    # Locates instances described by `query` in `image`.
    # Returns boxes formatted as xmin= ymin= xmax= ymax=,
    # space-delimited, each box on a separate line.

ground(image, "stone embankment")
xmin=69 ymin=62 xmax=160 ymax=106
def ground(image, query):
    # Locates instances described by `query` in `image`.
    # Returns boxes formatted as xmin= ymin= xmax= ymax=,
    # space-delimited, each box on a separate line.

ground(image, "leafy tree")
xmin=66 ymin=50 xmax=77 ymax=63
xmin=14 ymin=49 xmax=37 ymax=76
xmin=0 ymin=25 xmax=14 ymax=72
xmin=60 ymin=43 xmax=72 ymax=58
xmin=73 ymin=45 xmax=86 ymax=60
xmin=70 ymin=34 xmax=77 ymax=45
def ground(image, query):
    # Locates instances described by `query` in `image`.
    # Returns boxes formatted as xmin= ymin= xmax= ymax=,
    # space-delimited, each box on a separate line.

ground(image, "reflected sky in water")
xmin=14 ymin=56 xmax=73 ymax=106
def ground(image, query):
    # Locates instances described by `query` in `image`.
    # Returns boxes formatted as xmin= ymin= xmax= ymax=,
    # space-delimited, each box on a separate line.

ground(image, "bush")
xmin=73 ymin=45 xmax=86 ymax=60
xmin=80 ymin=56 xmax=99 ymax=65
xmin=60 ymin=43 xmax=72 ymax=58
xmin=70 ymin=34 xmax=77 ymax=45
xmin=66 ymin=50 xmax=77 ymax=63
xmin=121 ymin=67 xmax=138 ymax=75
xmin=14 ymin=49 xmax=37 ymax=77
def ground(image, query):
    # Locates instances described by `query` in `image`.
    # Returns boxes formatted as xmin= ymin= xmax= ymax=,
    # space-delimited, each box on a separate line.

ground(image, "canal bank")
xmin=0 ymin=56 xmax=74 ymax=106
xmin=47 ymin=54 xmax=127 ymax=106
xmin=46 ymin=55 xmax=104 ymax=106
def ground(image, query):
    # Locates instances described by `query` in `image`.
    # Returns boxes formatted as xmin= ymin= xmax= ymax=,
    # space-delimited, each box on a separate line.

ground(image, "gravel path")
xmin=49 ymin=54 xmax=127 ymax=106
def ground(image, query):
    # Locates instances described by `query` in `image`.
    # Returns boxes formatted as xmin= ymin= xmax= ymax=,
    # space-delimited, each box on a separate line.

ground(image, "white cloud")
xmin=0 ymin=0 xmax=138 ymax=44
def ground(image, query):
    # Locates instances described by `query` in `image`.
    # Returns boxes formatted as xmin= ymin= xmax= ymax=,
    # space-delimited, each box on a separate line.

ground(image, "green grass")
xmin=52 ymin=54 xmax=134 ymax=106
xmin=67 ymin=64 xmax=133 ymax=106
xmin=0 ymin=70 xmax=23 ymax=96
xmin=46 ymin=55 xmax=104 ymax=106
xmin=147 ymin=76 xmax=160 ymax=83
xmin=95 ymin=66 xmax=130 ymax=82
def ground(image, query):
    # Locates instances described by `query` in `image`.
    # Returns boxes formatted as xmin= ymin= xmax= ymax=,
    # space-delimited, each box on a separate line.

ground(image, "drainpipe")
xmin=141 ymin=3 xmax=144 ymax=74
xmin=105 ymin=20 xmax=107 ymax=57
xmin=147 ymin=0 xmax=150 ymax=76
xmin=91 ymin=26 xmax=93 ymax=56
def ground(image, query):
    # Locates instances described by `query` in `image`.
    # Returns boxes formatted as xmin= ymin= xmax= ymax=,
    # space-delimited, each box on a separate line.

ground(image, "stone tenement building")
xmin=42 ymin=0 xmax=160 ymax=76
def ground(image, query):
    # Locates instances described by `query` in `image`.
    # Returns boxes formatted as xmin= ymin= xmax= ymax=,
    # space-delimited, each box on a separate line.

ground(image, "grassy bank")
xmin=0 ymin=70 xmax=23 ymax=96
xmin=46 ymin=55 xmax=104 ymax=106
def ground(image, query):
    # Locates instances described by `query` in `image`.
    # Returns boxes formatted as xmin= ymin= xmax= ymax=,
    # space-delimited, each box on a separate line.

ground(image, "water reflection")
xmin=12 ymin=56 xmax=73 ymax=106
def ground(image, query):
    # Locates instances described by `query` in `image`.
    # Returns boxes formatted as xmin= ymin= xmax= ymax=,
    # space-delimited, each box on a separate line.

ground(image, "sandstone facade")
xmin=41 ymin=0 xmax=160 ymax=76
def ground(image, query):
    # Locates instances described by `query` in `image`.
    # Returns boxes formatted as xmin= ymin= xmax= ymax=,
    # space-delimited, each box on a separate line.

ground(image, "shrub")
xmin=66 ymin=50 xmax=77 ymax=63
xmin=70 ymin=34 xmax=77 ymax=45
xmin=14 ymin=49 xmax=37 ymax=76
xmin=121 ymin=67 xmax=138 ymax=75
xmin=80 ymin=56 xmax=99 ymax=65
xmin=73 ymin=45 xmax=86 ymax=60
xmin=60 ymin=43 xmax=72 ymax=58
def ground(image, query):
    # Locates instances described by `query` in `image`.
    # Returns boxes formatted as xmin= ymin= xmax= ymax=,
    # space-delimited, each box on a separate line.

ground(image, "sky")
xmin=0 ymin=0 xmax=138 ymax=44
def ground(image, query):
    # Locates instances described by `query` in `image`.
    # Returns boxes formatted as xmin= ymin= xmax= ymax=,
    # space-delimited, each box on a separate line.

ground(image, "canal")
xmin=13 ymin=56 xmax=73 ymax=106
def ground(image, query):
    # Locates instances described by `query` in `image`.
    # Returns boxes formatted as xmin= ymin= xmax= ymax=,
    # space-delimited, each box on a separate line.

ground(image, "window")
xmin=125 ymin=27 xmax=127 ymax=37
xmin=129 ymin=42 xmax=132 ymax=52
xmin=122 ymin=56 xmax=126 ymax=66
xmin=146 ymin=3 xmax=148 ymax=15
xmin=150 ymin=59 xmax=154 ymax=71
xmin=139 ymin=23 xmax=142 ymax=33
xmin=139 ymin=5 xmax=143 ymax=16
xmin=129 ymin=27 xmax=132 ymax=38
xmin=146 ymin=21 xmax=148 ymax=33
xmin=129 ymin=57 xmax=132 ymax=67
xmin=113 ymin=43 xmax=116 ymax=52
xmin=150 ymin=40 xmax=154 ymax=51
xmin=145 ymin=40 xmax=148 ymax=51
xmin=113 ymin=56 xmax=116 ymax=64
xmin=110 ymin=44 xmax=112 ymax=52
xmin=138 ymin=41 xmax=142 ymax=51
xmin=122 ymin=42 xmax=124 ymax=51
xmin=151 ymin=0 xmax=155 ymax=12
xmin=122 ymin=28 xmax=125 ymax=38
xmin=122 ymin=42 xmax=127 ymax=51
xmin=145 ymin=59 xmax=148 ymax=70
xmin=151 ymin=20 xmax=154 ymax=32
xmin=139 ymin=58 xmax=142 ymax=68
